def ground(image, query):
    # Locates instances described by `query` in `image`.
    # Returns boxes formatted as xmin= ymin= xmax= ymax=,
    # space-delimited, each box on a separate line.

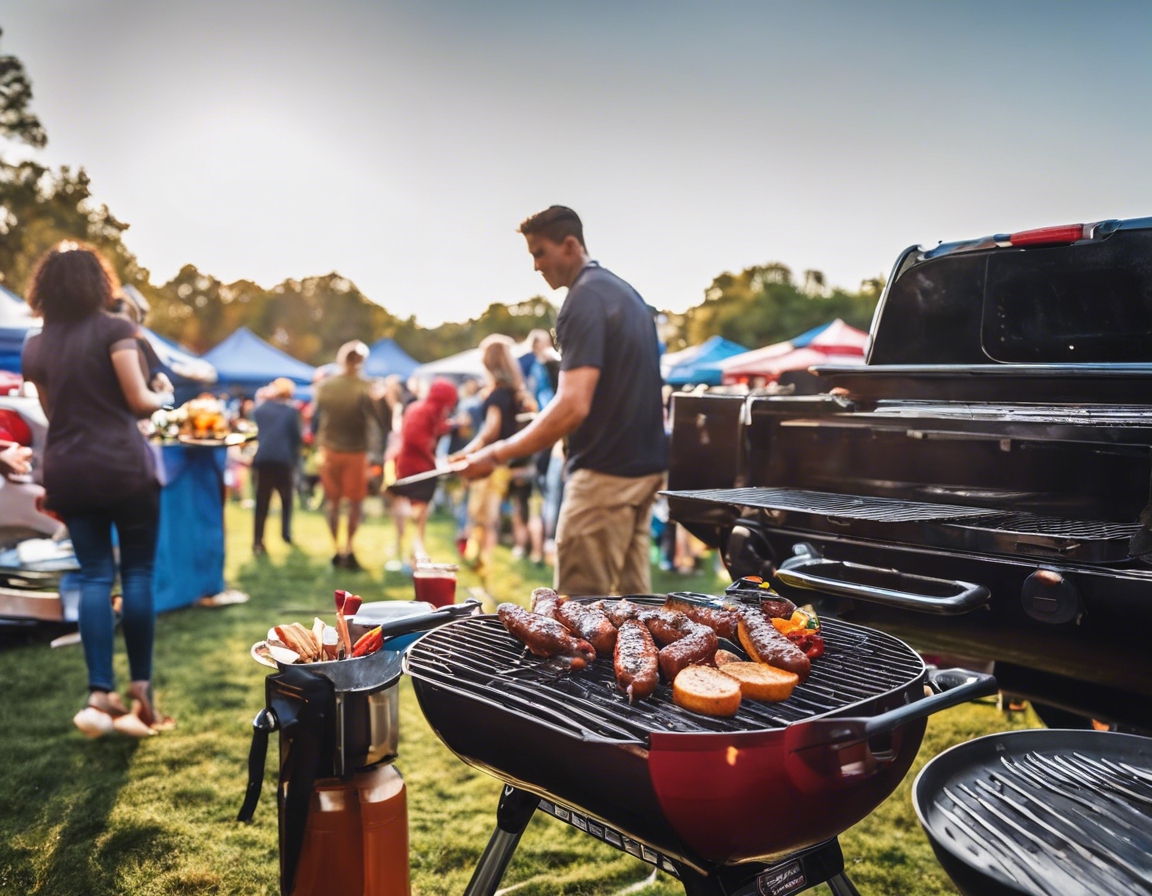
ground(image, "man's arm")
xmin=455 ymin=366 xmax=599 ymax=479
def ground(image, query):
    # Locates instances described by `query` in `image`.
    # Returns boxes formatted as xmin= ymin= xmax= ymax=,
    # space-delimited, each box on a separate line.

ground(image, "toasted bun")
xmin=717 ymin=662 xmax=798 ymax=702
xmin=714 ymin=649 xmax=742 ymax=667
xmin=672 ymin=666 xmax=742 ymax=717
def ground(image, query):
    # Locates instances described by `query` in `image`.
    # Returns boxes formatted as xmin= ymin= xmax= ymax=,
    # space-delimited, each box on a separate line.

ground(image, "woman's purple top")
xmin=22 ymin=311 xmax=155 ymax=513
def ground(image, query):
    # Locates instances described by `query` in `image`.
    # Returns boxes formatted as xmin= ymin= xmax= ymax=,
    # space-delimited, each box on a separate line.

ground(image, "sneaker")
xmin=253 ymin=543 xmax=267 ymax=556
xmin=511 ymin=545 xmax=526 ymax=560
xmin=331 ymin=554 xmax=344 ymax=568
xmin=343 ymin=553 xmax=363 ymax=573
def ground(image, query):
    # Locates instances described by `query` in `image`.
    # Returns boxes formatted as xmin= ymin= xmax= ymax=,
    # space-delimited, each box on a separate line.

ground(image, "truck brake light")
xmin=1008 ymin=224 xmax=1085 ymax=246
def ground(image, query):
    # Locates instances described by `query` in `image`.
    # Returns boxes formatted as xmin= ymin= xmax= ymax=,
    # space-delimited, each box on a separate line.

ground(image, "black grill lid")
xmin=404 ymin=604 xmax=924 ymax=744
xmin=914 ymin=729 xmax=1152 ymax=896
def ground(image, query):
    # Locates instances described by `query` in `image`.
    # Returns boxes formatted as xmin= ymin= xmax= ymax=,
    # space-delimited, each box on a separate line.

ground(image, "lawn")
xmin=0 ymin=499 xmax=1042 ymax=895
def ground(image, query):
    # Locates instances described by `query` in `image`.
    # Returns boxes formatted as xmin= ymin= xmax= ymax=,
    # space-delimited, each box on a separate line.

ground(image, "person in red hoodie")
xmin=390 ymin=378 xmax=458 ymax=562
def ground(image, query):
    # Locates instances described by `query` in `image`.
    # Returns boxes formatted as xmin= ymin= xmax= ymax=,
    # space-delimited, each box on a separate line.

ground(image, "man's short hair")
xmin=337 ymin=340 xmax=368 ymax=370
xmin=518 ymin=205 xmax=585 ymax=250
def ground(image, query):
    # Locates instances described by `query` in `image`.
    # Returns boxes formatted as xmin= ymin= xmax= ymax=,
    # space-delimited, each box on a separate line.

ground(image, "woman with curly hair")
xmin=22 ymin=242 xmax=175 ymax=738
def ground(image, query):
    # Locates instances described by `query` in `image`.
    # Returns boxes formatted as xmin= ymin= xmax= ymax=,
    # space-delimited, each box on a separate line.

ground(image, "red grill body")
xmin=405 ymin=598 xmax=994 ymax=879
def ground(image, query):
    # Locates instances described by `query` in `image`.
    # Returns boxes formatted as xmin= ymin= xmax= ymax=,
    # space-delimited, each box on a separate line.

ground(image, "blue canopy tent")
xmin=661 ymin=336 xmax=747 ymax=386
xmin=201 ymin=326 xmax=316 ymax=395
xmin=364 ymin=338 xmax=419 ymax=380
xmin=0 ymin=286 xmax=217 ymax=392
xmin=0 ymin=284 xmax=35 ymax=372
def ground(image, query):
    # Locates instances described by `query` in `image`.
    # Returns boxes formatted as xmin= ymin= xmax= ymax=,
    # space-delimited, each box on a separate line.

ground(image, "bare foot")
xmin=127 ymin=681 xmax=176 ymax=732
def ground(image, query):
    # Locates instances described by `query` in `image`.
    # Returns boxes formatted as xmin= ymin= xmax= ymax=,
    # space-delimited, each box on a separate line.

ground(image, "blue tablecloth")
xmin=154 ymin=445 xmax=227 ymax=613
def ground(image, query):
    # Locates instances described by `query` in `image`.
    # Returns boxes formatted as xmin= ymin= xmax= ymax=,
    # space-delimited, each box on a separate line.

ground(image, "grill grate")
xmin=668 ymin=487 xmax=995 ymax=523
xmin=933 ymin=750 xmax=1152 ymax=896
xmin=951 ymin=513 xmax=1140 ymax=541
xmin=405 ymin=610 xmax=924 ymax=744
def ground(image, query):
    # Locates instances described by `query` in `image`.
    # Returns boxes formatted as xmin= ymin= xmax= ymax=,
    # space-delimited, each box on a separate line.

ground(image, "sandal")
xmin=73 ymin=691 xmax=132 ymax=739
xmin=127 ymin=681 xmax=176 ymax=732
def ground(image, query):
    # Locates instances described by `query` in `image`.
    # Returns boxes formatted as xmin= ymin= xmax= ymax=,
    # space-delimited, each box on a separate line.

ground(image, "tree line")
xmin=0 ymin=30 xmax=881 ymax=366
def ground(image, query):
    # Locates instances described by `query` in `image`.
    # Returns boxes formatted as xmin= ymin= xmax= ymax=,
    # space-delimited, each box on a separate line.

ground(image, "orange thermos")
xmin=292 ymin=765 xmax=410 ymax=896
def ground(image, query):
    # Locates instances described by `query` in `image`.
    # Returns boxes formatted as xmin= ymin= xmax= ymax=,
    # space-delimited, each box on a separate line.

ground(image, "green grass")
xmin=0 ymin=499 xmax=1042 ymax=895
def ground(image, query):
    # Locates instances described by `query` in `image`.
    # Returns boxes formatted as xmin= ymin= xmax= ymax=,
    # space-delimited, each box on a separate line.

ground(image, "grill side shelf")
xmin=666 ymin=487 xmax=1140 ymax=563
xmin=405 ymin=615 xmax=925 ymax=743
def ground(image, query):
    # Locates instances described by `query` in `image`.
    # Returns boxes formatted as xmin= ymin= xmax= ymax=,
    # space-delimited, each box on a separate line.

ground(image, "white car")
xmin=0 ymin=385 xmax=71 ymax=627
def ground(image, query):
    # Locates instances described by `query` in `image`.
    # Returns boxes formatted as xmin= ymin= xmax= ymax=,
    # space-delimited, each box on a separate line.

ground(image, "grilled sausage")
xmin=641 ymin=609 xmax=691 ymax=646
xmin=614 ymin=619 xmax=659 ymax=702
xmin=657 ymin=624 xmax=718 ymax=682
xmin=531 ymin=587 xmax=566 ymax=620
xmin=663 ymin=596 xmax=739 ymax=640
xmin=557 ymin=601 xmax=618 ymax=656
xmin=637 ymin=609 xmax=719 ymax=680
xmin=736 ymin=607 xmax=811 ymax=682
xmin=498 ymin=603 xmax=595 ymax=669
xmin=604 ymin=598 xmax=645 ymax=627
xmin=760 ymin=596 xmax=797 ymax=620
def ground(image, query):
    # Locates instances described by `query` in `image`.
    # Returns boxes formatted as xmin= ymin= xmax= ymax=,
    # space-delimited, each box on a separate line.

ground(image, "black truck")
xmin=664 ymin=217 xmax=1152 ymax=733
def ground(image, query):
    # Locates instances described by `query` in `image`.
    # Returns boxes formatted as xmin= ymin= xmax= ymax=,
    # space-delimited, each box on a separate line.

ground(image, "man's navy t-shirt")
xmin=555 ymin=263 xmax=668 ymax=478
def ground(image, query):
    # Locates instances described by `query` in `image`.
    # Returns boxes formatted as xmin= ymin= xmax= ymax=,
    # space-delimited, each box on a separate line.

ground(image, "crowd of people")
xmin=238 ymin=326 xmax=569 ymax=583
xmin=19 ymin=205 xmax=691 ymax=739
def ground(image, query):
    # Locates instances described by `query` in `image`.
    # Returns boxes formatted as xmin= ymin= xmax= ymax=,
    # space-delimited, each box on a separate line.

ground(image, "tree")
xmin=0 ymin=29 xmax=46 ymax=149
xmin=680 ymin=261 xmax=880 ymax=349
xmin=0 ymin=30 xmax=146 ymax=294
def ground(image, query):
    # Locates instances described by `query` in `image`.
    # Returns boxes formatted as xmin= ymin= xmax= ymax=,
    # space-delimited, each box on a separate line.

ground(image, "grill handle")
xmin=776 ymin=552 xmax=990 ymax=615
xmin=862 ymin=668 xmax=998 ymax=741
xmin=790 ymin=668 xmax=997 ymax=752
xmin=784 ymin=669 xmax=997 ymax=792
xmin=236 ymin=707 xmax=277 ymax=823
xmin=375 ymin=598 xmax=482 ymax=641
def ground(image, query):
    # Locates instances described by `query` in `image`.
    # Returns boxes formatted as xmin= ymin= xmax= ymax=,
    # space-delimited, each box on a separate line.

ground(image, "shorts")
xmin=320 ymin=449 xmax=368 ymax=502
xmin=467 ymin=465 xmax=512 ymax=529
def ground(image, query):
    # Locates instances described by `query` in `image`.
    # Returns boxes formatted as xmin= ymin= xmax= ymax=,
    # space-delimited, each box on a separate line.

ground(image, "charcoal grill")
xmin=914 ymin=729 xmax=1152 ymax=896
xmin=404 ymin=597 xmax=996 ymax=895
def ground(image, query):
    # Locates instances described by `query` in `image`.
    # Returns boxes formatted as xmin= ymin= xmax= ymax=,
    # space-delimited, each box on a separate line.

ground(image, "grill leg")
xmin=826 ymin=871 xmax=861 ymax=896
xmin=463 ymin=786 xmax=539 ymax=896
xmin=671 ymin=863 xmax=726 ymax=896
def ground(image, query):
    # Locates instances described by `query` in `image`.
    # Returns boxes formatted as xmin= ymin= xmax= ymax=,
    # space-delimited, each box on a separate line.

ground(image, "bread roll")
xmin=672 ymin=665 xmax=742 ymax=717
xmin=716 ymin=662 xmax=798 ymax=702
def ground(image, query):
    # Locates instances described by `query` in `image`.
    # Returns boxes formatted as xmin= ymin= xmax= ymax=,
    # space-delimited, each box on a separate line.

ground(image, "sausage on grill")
xmin=736 ymin=607 xmax=811 ymax=682
xmin=604 ymin=598 xmax=645 ymax=627
xmin=614 ymin=619 xmax=659 ymax=702
xmin=498 ymin=603 xmax=595 ymax=669
xmin=640 ymin=608 xmax=690 ymax=646
xmin=760 ymin=595 xmax=797 ymax=620
xmin=663 ymin=596 xmax=739 ymax=640
xmin=557 ymin=600 xmax=618 ymax=656
xmin=531 ymin=587 xmax=566 ymax=620
xmin=657 ymin=624 xmax=718 ymax=682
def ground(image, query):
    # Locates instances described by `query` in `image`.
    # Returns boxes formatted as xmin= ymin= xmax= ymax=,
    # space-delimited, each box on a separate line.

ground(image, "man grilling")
xmin=456 ymin=206 xmax=668 ymax=596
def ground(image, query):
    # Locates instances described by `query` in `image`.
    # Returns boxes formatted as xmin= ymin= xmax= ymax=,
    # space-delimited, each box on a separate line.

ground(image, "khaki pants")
xmin=555 ymin=469 xmax=666 ymax=597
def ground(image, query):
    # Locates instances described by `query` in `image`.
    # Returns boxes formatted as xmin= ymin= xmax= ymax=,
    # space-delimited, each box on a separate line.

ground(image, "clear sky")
xmin=3 ymin=1 xmax=1151 ymax=325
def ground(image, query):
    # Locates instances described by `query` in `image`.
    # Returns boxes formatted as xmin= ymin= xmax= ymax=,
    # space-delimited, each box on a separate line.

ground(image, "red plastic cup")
xmin=413 ymin=562 xmax=458 ymax=608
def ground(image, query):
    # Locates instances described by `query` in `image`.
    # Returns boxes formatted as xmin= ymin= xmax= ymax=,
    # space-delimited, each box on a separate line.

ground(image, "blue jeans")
xmin=64 ymin=490 xmax=160 ymax=692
